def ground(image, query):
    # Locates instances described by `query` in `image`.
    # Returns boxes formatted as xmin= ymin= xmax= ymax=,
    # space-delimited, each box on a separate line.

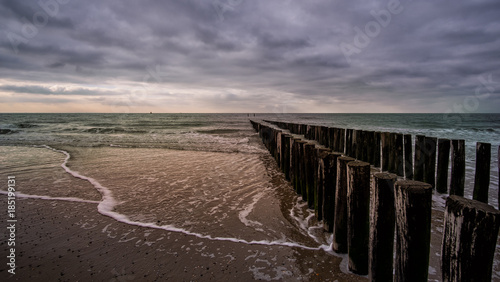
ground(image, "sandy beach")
xmin=1 ymin=197 xmax=365 ymax=281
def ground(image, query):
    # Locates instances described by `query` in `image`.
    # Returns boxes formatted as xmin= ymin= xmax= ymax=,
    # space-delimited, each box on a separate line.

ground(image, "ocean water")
xmin=0 ymin=113 xmax=499 ymax=280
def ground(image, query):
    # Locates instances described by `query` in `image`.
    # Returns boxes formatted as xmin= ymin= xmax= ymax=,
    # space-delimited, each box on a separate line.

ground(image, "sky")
xmin=0 ymin=0 xmax=499 ymax=113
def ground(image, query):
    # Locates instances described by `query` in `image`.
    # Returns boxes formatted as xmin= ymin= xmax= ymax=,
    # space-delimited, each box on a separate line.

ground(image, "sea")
xmin=0 ymin=113 xmax=499 ymax=280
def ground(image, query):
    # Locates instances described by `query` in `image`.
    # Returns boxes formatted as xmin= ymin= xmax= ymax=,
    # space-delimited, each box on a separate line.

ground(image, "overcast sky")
xmin=0 ymin=0 xmax=499 ymax=113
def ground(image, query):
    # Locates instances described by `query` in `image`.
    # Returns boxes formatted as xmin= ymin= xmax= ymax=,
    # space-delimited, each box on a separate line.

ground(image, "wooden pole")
xmin=441 ymin=195 xmax=500 ymax=282
xmin=304 ymin=143 xmax=316 ymax=208
xmin=473 ymin=142 xmax=491 ymax=203
xmin=315 ymin=147 xmax=331 ymax=220
xmin=353 ymin=129 xmax=361 ymax=160
xmin=381 ymin=132 xmax=390 ymax=171
xmin=332 ymin=156 xmax=355 ymax=253
xmin=450 ymin=139 xmax=466 ymax=196
xmin=424 ymin=137 xmax=437 ymax=188
xmin=414 ymin=135 xmax=426 ymax=182
xmin=283 ymin=134 xmax=292 ymax=181
xmin=498 ymin=145 xmax=499 ymax=209
xmin=394 ymin=180 xmax=433 ymax=282
xmin=295 ymin=140 xmax=307 ymax=194
xmin=374 ymin=132 xmax=381 ymax=168
xmin=290 ymin=138 xmax=299 ymax=190
xmin=321 ymin=126 xmax=329 ymax=146
xmin=394 ymin=133 xmax=404 ymax=177
xmin=339 ymin=128 xmax=345 ymax=154
xmin=404 ymin=134 xmax=413 ymax=179
xmin=347 ymin=161 xmax=371 ymax=275
xmin=359 ymin=131 xmax=367 ymax=161
xmin=323 ymin=152 xmax=342 ymax=232
xmin=388 ymin=133 xmax=396 ymax=173
xmin=436 ymin=139 xmax=450 ymax=194
xmin=329 ymin=127 xmax=336 ymax=151
xmin=345 ymin=129 xmax=350 ymax=156
xmin=370 ymin=172 xmax=397 ymax=282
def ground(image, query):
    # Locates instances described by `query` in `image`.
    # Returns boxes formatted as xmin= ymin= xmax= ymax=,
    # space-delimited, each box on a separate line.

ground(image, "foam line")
xmin=41 ymin=145 xmax=328 ymax=251
xmin=0 ymin=190 xmax=100 ymax=204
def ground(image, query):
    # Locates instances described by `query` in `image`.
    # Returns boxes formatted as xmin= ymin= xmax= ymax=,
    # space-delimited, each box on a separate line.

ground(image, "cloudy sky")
xmin=0 ymin=0 xmax=499 ymax=113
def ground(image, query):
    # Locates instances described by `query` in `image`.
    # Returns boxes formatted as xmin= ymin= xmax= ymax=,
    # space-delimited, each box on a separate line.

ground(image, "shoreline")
xmin=0 ymin=198 xmax=365 ymax=281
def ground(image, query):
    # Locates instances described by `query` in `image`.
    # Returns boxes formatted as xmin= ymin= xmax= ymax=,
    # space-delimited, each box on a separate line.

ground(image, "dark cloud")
xmin=0 ymin=84 xmax=119 ymax=96
xmin=0 ymin=0 xmax=499 ymax=112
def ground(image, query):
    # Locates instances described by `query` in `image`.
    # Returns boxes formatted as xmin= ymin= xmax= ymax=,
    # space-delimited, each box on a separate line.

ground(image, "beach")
xmin=1 ymin=144 xmax=364 ymax=281
xmin=1 ymin=113 xmax=499 ymax=281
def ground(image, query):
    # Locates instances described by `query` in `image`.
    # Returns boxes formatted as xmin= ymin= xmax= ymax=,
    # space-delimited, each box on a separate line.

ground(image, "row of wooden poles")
xmin=250 ymin=119 xmax=500 ymax=282
xmin=267 ymin=120 xmax=498 ymax=206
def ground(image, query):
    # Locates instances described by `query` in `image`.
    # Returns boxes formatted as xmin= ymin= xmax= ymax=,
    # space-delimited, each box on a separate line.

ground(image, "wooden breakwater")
xmin=250 ymin=119 xmax=500 ymax=281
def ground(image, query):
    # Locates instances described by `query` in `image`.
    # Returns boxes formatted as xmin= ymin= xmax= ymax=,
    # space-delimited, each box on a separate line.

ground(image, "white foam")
xmin=0 ymin=190 xmax=100 ymax=204
xmin=40 ymin=145 xmax=322 ymax=251
xmin=238 ymin=190 xmax=264 ymax=227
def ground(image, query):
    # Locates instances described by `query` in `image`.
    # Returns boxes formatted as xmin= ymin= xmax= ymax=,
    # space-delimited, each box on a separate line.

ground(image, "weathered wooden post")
xmin=374 ymin=132 xmax=381 ymax=168
xmin=394 ymin=133 xmax=404 ymax=177
xmin=353 ymin=129 xmax=361 ymax=160
xmin=291 ymin=138 xmax=300 ymax=190
xmin=339 ymin=128 xmax=345 ymax=154
xmin=473 ymin=142 xmax=491 ymax=203
xmin=436 ymin=139 xmax=450 ymax=194
xmin=294 ymin=140 xmax=307 ymax=194
xmin=329 ymin=127 xmax=336 ymax=151
xmin=304 ymin=143 xmax=316 ymax=208
xmin=414 ymin=135 xmax=426 ymax=182
xmin=276 ymin=131 xmax=282 ymax=168
xmin=359 ymin=131 xmax=367 ymax=161
xmin=388 ymin=133 xmax=396 ymax=173
xmin=345 ymin=129 xmax=353 ymax=157
xmin=282 ymin=134 xmax=292 ymax=180
xmin=332 ymin=156 xmax=356 ymax=253
xmin=498 ymin=145 xmax=499 ymax=209
xmin=450 ymin=139 xmax=466 ymax=196
xmin=370 ymin=172 xmax=397 ymax=282
xmin=323 ymin=152 xmax=342 ymax=232
xmin=315 ymin=147 xmax=331 ymax=220
xmin=424 ymin=137 xmax=437 ymax=188
xmin=321 ymin=126 xmax=329 ymax=146
xmin=404 ymin=134 xmax=413 ymax=179
xmin=347 ymin=161 xmax=371 ymax=275
xmin=381 ymin=132 xmax=390 ymax=171
xmin=394 ymin=180 xmax=433 ymax=282
xmin=441 ymin=195 xmax=500 ymax=282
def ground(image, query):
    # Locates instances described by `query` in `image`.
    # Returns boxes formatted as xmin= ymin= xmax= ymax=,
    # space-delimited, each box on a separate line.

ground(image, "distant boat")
xmin=150 ymin=112 xmax=152 ymax=114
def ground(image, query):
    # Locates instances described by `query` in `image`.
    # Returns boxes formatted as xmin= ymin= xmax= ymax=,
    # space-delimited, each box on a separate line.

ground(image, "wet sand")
xmin=0 ymin=198 xmax=365 ymax=281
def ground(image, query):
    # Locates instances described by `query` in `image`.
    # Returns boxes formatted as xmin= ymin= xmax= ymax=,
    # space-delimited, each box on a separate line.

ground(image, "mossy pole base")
xmin=473 ymin=142 xmax=491 ymax=203
xmin=332 ymin=156 xmax=355 ymax=253
xmin=370 ymin=172 xmax=397 ymax=282
xmin=394 ymin=180 xmax=433 ymax=282
xmin=347 ymin=161 xmax=371 ymax=275
xmin=441 ymin=195 xmax=500 ymax=282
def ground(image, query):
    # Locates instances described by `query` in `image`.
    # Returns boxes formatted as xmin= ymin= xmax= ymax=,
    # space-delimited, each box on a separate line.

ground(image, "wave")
xmin=40 ymin=145 xmax=329 ymax=251
xmin=14 ymin=122 xmax=39 ymax=128
xmin=0 ymin=129 xmax=18 ymax=134
xmin=83 ymin=127 xmax=147 ymax=134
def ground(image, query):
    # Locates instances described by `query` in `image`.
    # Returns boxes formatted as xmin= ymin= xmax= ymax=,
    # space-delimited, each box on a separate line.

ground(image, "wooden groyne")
xmin=250 ymin=119 xmax=499 ymax=281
